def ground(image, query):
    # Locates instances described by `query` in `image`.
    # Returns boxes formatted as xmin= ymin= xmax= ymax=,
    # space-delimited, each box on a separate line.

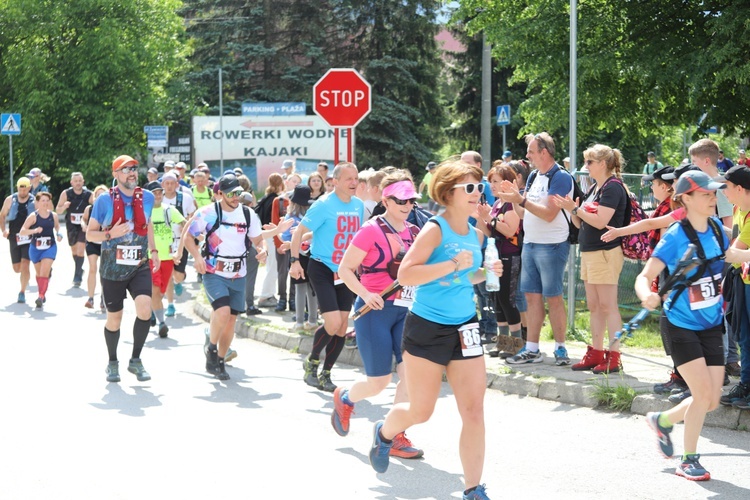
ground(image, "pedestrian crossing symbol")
xmin=1 ymin=113 xmax=21 ymax=135
xmin=496 ymin=105 xmax=511 ymax=126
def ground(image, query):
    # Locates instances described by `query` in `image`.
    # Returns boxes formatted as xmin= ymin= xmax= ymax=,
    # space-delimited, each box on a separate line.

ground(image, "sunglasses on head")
xmin=388 ymin=196 xmax=416 ymax=206
xmin=453 ymin=182 xmax=485 ymax=195
xmin=116 ymin=166 xmax=138 ymax=174
xmin=223 ymin=190 xmax=241 ymax=199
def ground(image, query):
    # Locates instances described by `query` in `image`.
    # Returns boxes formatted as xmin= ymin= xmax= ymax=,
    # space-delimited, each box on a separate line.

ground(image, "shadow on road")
xmin=89 ymin=384 xmax=163 ymax=417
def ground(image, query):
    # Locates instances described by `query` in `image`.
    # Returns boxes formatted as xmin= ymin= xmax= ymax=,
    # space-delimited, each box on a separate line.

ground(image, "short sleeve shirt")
xmin=151 ymin=205 xmax=185 ymax=259
xmin=163 ymin=192 xmax=197 ymax=239
xmin=523 ymin=164 xmax=574 ymax=244
xmin=578 ymin=178 xmax=628 ymax=252
xmin=301 ymin=192 xmax=364 ymax=272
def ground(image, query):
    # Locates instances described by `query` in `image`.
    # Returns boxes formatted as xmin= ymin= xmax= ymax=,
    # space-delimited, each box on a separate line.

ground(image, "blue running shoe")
xmin=166 ymin=304 xmax=176 ymax=317
xmin=463 ymin=484 xmax=491 ymax=500
xmin=369 ymin=420 xmax=392 ymax=473
xmin=174 ymin=282 xmax=184 ymax=296
xmin=676 ymin=454 xmax=710 ymax=481
xmin=646 ymin=412 xmax=673 ymax=458
xmin=17 ymin=292 xmax=25 ymax=304
xmin=553 ymin=346 xmax=571 ymax=366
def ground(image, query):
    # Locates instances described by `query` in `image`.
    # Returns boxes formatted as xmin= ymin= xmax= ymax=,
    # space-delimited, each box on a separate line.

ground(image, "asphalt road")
xmin=0 ymin=236 xmax=749 ymax=499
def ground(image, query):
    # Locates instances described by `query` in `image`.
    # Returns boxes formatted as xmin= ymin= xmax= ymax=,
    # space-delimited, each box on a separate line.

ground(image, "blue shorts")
xmin=203 ymin=272 xmax=246 ymax=315
xmin=29 ymin=243 xmax=57 ymax=264
xmin=520 ymin=241 xmax=570 ymax=297
xmin=353 ymin=297 xmax=407 ymax=377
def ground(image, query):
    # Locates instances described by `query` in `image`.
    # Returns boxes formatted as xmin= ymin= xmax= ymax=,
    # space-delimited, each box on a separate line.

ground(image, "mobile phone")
xmin=480 ymin=193 xmax=487 ymax=205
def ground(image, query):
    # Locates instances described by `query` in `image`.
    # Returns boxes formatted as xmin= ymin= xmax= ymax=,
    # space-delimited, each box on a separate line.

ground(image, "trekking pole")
xmin=609 ymin=244 xmax=699 ymax=349
xmin=351 ymin=280 xmax=402 ymax=320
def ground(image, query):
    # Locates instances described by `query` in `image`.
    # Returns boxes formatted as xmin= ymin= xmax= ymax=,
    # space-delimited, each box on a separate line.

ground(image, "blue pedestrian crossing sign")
xmin=1 ymin=113 xmax=21 ymax=135
xmin=496 ymin=105 xmax=511 ymax=126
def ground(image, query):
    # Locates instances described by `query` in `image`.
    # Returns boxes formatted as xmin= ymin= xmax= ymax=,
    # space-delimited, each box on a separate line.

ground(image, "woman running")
xmin=81 ymin=185 xmax=109 ymax=311
xmin=367 ymin=160 xmax=502 ymax=500
xmin=19 ymin=191 xmax=63 ymax=309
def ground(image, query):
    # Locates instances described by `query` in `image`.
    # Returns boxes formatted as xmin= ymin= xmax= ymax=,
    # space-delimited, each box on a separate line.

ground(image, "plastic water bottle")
xmin=485 ymin=238 xmax=500 ymax=292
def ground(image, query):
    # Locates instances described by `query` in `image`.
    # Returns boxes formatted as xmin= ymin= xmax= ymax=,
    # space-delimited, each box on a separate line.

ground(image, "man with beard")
xmin=56 ymin=172 xmax=94 ymax=288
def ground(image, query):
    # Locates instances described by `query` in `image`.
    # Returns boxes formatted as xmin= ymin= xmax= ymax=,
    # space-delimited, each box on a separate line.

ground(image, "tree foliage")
xmin=0 ymin=0 xmax=189 ymax=196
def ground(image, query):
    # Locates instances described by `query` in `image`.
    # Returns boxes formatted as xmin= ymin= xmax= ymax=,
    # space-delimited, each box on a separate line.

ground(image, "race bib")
xmin=70 ymin=213 xmax=84 ymax=225
xmin=458 ymin=322 xmax=483 ymax=357
xmin=116 ymin=245 xmax=143 ymax=266
xmin=393 ymin=285 xmax=415 ymax=308
xmin=35 ymin=236 xmax=51 ymax=250
xmin=686 ymin=274 xmax=721 ymax=310
xmin=216 ymin=257 xmax=242 ymax=274
xmin=16 ymin=234 xmax=31 ymax=246
xmin=333 ymin=271 xmax=343 ymax=286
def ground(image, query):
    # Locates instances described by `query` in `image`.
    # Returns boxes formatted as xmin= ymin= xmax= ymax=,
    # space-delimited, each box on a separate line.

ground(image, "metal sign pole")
xmin=334 ymin=128 xmax=340 ymax=166
xmin=219 ymin=68 xmax=224 ymax=175
xmin=9 ymin=135 xmax=14 ymax=195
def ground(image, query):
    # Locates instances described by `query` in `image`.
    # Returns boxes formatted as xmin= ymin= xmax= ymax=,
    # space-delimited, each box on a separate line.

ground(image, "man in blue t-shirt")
xmin=290 ymin=162 xmax=364 ymax=392
xmin=87 ymin=155 xmax=159 ymax=384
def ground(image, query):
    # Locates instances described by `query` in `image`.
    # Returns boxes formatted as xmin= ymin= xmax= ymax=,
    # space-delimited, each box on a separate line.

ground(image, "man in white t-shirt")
xmin=499 ymin=132 xmax=574 ymax=366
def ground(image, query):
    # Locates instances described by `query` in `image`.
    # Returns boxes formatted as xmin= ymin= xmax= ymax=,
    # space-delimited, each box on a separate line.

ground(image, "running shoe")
xmin=150 ymin=312 xmax=157 ymax=327
xmin=676 ymin=455 xmax=710 ymax=481
xmin=245 ymin=306 xmax=263 ymax=316
xmin=274 ymin=299 xmax=287 ymax=312
xmin=257 ymin=296 xmax=277 ymax=308
xmin=165 ymin=304 xmax=176 ymax=317
xmin=206 ymin=345 xmax=219 ymax=373
xmin=290 ymin=323 xmax=305 ymax=332
xmin=72 ymin=280 xmax=82 ymax=288
xmin=158 ymin=322 xmax=169 ymax=338
xmin=174 ymin=282 xmax=184 ymax=296
xmin=505 ymin=348 xmax=543 ymax=365
xmin=726 ymin=362 xmax=741 ymax=378
xmin=369 ymin=420 xmax=392 ymax=473
xmin=463 ymin=484 xmax=491 ymax=500
xmin=654 ymin=371 xmax=688 ymax=395
xmin=720 ymin=382 xmax=750 ymax=406
xmin=127 ymin=358 xmax=151 ymax=381
xmin=732 ymin=394 xmax=750 ymax=410
xmin=389 ymin=432 xmax=423 ymax=459
xmin=106 ymin=361 xmax=120 ymax=383
xmin=646 ymin=412 xmax=674 ymax=458
xmin=303 ymin=357 xmax=320 ymax=387
xmin=553 ymin=346 xmax=571 ymax=366
xmin=331 ymin=387 xmax=354 ymax=436
xmin=85 ymin=297 xmax=94 ymax=309
xmin=669 ymin=389 xmax=691 ymax=404
xmin=318 ymin=370 xmax=337 ymax=392
xmin=214 ymin=358 xmax=230 ymax=381
xmin=35 ymin=297 xmax=43 ymax=309
xmin=225 ymin=348 xmax=237 ymax=363
xmin=17 ymin=292 xmax=25 ymax=304
xmin=345 ymin=329 xmax=357 ymax=349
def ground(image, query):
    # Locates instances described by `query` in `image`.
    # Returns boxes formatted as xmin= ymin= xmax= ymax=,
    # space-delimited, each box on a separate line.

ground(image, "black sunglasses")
xmin=388 ymin=197 xmax=416 ymax=206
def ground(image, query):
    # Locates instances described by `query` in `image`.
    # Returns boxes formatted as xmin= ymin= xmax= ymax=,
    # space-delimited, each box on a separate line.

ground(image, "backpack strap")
xmin=672 ymin=217 xmax=725 ymax=302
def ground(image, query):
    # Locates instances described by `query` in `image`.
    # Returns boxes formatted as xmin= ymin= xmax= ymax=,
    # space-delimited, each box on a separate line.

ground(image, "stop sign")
xmin=313 ymin=68 xmax=372 ymax=128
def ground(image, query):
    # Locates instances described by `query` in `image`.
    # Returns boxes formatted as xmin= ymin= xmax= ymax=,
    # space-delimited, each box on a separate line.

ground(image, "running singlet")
xmin=301 ymin=192 xmax=364 ymax=272
xmin=411 ymin=216 xmax=483 ymax=325
xmin=8 ymin=194 xmax=34 ymax=245
xmin=31 ymin=211 xmax=56 ymax=250
xmin=652 ymin=216 xmax=728 ymax=330
xmin=187 ymin=203 xmax=261 ymax=279
xmin=65 ymin=187 xmax=93 ymax=226
xmin=92 ymin=189 xmax=155 ymax=281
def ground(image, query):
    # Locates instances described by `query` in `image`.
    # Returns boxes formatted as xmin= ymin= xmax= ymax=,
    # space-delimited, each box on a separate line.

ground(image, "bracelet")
xmin=150 ymin=249 xmax=158 ymax=254
xmin=519 ymin=198 xmax=527 ymax=208
xmin=56 ymin=232 xmax=62 ymax=238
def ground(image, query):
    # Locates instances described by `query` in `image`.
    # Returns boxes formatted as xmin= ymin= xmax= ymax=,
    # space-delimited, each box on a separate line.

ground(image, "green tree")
xmin=0 ymin=0 xmax=189 ymax=195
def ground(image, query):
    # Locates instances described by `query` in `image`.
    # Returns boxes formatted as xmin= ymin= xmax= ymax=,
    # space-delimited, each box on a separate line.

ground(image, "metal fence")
xmin=564 ymin=172 xmax=652 ymax=327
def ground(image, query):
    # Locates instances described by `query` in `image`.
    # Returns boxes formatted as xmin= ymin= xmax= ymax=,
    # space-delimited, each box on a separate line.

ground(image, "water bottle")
xmin=485 ymin=237 xmax=500 ymax=292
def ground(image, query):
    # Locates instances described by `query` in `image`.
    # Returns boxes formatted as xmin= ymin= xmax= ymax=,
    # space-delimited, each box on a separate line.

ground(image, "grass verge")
xmin=592 ymin=381 xmax=640 ymax=412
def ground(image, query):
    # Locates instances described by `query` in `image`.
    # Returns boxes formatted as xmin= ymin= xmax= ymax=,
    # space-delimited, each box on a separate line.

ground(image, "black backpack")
xmin=527 ymin=166 xmax=584 ymax=244
xmin=253 ymin=193 xmax=276 ymax=225
xmin=202 ymin=201 xmax=253 ymax=259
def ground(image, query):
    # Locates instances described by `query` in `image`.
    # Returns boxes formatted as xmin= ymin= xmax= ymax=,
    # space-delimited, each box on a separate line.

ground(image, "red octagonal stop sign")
xmin=313 ymin=68 xmax=372 ymax=128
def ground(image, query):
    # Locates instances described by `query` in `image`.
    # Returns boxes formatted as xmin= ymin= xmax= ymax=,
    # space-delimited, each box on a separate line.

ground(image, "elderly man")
xmin=56 ymin=172 xmax=95 ymax=288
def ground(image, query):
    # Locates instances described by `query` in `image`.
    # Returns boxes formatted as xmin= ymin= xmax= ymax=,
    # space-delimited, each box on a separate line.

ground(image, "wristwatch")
xmin=290 ymin=256 xmax=299 ymax=264
xmin=572 ymin=207 xmax=579 ymax=216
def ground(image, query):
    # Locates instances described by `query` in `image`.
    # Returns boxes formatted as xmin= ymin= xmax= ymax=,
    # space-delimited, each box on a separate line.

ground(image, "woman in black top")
xmin=553 ymin=144 xmax=628 ymax=374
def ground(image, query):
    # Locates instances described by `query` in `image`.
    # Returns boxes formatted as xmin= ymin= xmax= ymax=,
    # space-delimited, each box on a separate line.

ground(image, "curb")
xmin=193 ymin=301 xmax=749 ymax=432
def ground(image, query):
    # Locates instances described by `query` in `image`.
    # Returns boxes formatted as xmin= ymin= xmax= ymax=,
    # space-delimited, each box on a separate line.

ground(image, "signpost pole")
xmin=9 ymin=136 xmax=14 ymax=195
xmin=347 ymin=128 xmax=353 ymax=163
xmin=334 ymin=128 xmax=340 ymax=165
xmin=502 ymin=125 xmax=506 ymax=153
xmin=219 ymin=68 xmax=224 ymax=175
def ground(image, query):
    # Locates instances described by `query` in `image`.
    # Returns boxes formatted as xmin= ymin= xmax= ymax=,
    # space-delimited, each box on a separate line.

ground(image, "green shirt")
xmin=732 ymin=208 xmax=750 ymax=284
xmin=192 ymin=186 xmax=213 ymax=209
xmin=151 ymin=205 xmax=186 ymax=259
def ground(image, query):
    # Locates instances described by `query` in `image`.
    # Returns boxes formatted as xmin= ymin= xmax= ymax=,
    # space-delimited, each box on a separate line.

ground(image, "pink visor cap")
xmin=382 ymin=180 xmax=420 ymax=200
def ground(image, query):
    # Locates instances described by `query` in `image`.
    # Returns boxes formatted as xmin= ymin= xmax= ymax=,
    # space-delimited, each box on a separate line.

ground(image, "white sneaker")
xmin=505 ymin=348 xmax=544 ymax=365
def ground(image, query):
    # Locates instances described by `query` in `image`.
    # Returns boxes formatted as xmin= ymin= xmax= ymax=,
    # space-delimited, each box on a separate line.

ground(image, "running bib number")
xmin=35 ymin=237 xmax=51 ymax=250
xmin=394 ymin=285 xmax=415 ymax=308
xmin=116 ymin=245 xmax=143 ymax=266
xmin=70 ymin=213 xmax=84 ymax=225
xmin=686 ymin=274 xmax=721 ymax=310
xmin=216 ymin=257 xmax=242 ymax=274
xmin=16 ymin=234 xmax=31 ymax=246
xmin=458 ymin=322 xmax=483 ymax=357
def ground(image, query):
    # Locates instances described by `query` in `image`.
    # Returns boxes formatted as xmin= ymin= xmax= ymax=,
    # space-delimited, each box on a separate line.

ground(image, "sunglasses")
xmin=585 ymin=159 xmax=596 ymax=165
xmin=453 ymin=182 xmax=485 ymax=195
xmin=223 ymin=190 xmax=241 ymax=199
xmin=116 ymin=166 xmax=138 ymax=174
xmin=388 ymin=197 xmax=416 ymax=206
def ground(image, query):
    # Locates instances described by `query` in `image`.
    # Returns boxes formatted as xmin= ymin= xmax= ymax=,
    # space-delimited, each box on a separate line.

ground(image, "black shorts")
xmin=307 ymin=258 xmax=353 ymax=314
xmin=173 ymin=247 xmax=189 ymax=274
xmin=402 ymin=311 xmax=482 ymax=366
xmin=9 ymin=238 xmax=30 ymax=265
xmin=666 ymin=318 xmax=724 ymax=367
xmin=101 ymin=265 xmax=152 ymax=313
xmin=85 ymin=241 xmax=101 ymax=257
xmin=66 ymin=224 xmax=86 ymax=245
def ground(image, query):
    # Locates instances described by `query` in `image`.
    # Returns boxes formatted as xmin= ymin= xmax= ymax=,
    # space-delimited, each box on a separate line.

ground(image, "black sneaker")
xmin=158 ymin=322 xmax=169 ymax=338
xmin=106 ymin=361 xmax=120 ymax=383
xmin=721 ymin=382 xmax=750 ymax=406
xmin=245 ymin=306 xmax=263 ymax=316
xmin=726 ymin=362 xmax=741 ymax=377
xmin=214 ymin=358 xmax=230 ymax=381
xmin=654 ymin=371 xmax=688 ymax=395
xmin=150 ymin=313 xmax=156 ymax=327
xmin=206 ymin=345 xmax=219 ymax=374
xmin=733 ymin=394 xmax=750 ymax=410
xmin=303 ymin=357 xmax=320 ymax=387
xmin=318 ymin=369 xmax=337 ymax=392
xmin=274 ymin=299 xmax=287 ymax=312
xmin=676 ymin=454 xmax=710 ymax=481
xmin=668 ymin=389 xmax=691 ymax=404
